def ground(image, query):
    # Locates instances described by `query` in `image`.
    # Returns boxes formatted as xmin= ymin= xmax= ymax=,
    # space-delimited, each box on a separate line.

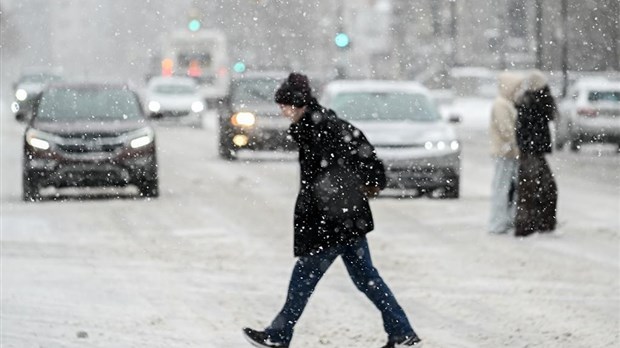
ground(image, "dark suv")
xmin=22 ymin=83 xmax=159 ymax=200
xmin=218 ymin=71 xmax=294 ymax=160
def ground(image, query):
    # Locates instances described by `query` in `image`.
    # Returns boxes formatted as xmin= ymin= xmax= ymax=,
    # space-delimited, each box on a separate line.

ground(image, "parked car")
xmin=12 ymin=68 xmax=62 ymax=122
xmin=218 ymin=71 xmax=292 ymax=160
xmin=22 ymin=83 xmax=158 ymax=201
xmin=144 ymin=76 xmax=205 ymax=127
xmin=556 ymin=78 xmax=620 ymax=152
xmin=320 ymin=80 xmax=461 ymax=198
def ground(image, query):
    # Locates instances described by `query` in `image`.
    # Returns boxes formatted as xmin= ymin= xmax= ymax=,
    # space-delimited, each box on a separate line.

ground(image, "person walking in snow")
xmin=514 ymin=69 xmax=558 ymax=237
xmin=488 ymin=71 xmax=524 ymax=234
xmin=242 ymin=73 xmax=421 ymax=348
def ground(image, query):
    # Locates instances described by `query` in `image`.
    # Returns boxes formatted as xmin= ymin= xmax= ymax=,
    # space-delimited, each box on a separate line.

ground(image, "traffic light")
xmin=334 ymin=33 xmax=350 ymax=49
xmin=233 ymin=61 xmax=246 ymax=73
xmin=188 ymin=19 xmax=201 ymax=32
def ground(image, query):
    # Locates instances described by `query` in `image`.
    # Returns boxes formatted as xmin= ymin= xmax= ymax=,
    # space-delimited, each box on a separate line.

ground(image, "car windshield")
xmin=153 ymin=84 xmax=196 ymax=95
xmin=36 ymin=87 xmax=142 ymax=121
xmin=231 ymin=78 xmax=281 ymax=104
xmin=588 ymin=90 xmax=620 ymax=103
xmin=329 ymin=91 xmax=441 ymax=122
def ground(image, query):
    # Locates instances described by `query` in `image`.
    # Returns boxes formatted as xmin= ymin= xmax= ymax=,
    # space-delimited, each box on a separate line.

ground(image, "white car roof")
xmin=323 ymin=80 xmax=431 ymax=96
xmin=573 ymin=78 xmax=620 ymax=91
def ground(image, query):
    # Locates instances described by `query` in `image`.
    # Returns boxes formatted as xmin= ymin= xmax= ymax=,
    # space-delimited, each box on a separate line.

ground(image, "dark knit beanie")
xmin=274 ymin=72 xmax=313 ymax=107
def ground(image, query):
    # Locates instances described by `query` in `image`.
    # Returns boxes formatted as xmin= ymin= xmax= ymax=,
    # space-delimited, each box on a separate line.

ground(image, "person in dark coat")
xmin=514 ymin=70 xmax=558 ymax=237
xmin=243 ymin=73 xmax=421 ymax=348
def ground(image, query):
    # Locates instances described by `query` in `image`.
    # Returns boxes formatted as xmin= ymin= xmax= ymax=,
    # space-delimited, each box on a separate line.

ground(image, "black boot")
xmin=242 ymin=328 xmax=289 ymax=348
xmin=382 ymin=334 xmax=422 ymax=347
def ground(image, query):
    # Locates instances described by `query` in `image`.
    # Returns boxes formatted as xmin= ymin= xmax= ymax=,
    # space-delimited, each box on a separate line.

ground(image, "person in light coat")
xmin=488 ymin=71 xmax=524 ymax=234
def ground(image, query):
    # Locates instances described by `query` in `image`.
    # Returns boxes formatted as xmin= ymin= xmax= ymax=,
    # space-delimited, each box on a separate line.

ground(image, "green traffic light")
xmin=188 ymin=19 xmax=201 ymax=32
xmin=233 ymin=62 xmax=246 ymax=73
xmin=335 ymin=33 xmax=350 ymax=48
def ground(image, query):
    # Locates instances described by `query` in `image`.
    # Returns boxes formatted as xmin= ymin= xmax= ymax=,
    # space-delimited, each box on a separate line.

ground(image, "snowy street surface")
xmin=1 ymin=99 xmax=619 ymax=348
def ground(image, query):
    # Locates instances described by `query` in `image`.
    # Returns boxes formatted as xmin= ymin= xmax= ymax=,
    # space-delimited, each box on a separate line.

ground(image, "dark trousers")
xmin=265 ymin=237 xmax=415 ymax=345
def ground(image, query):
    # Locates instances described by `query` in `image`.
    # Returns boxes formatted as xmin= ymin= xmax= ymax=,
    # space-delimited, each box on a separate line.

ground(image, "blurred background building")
xmin=1 ymin=0 xmax=618 ymax=85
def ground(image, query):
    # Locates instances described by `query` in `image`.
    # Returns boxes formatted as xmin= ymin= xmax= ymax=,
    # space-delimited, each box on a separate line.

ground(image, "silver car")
xmin=143 ymin=76 xmax=206 ymax=127
xmin=555 ymin=78 xmax=620 ymax=152
xmin=320 ymin=80 xmax=461 ymax=198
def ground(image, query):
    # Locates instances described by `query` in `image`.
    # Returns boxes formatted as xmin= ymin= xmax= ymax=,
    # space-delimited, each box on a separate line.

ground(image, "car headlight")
xmin=450 ymin=140 xmax=460 ymax=150
xmin=148 ymin=101 xmax=161 ymax=113
xmin=16 ymin=89 xmax=28 ymax=101
xmin=231 ymin=112 xmax=256 ymax=127
xmin=424 ymin=140 xmax=459 ymax=151
xmin=26 ymin=129 xmax=55 ymax=150
xmin=129 ymin=127 xmax=155 ymax=149
xmin=191 ymin=101 xmax=205 ymax=113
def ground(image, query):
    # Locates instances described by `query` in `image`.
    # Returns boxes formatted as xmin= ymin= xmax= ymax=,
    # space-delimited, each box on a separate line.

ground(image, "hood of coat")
xmin=498 ymin=71 xmax=524 ymax=103
xmin=525 ymin=69 xmax=548 ymax=91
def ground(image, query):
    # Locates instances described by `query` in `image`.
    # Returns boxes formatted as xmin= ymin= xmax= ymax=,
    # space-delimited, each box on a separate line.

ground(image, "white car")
xmin=320 ymin=80 xmax=461 ymax=198
xmin=556 ymin=78 xmax=620 ymax=152
xmin=144 ymin=76 xmax=206 ymax=126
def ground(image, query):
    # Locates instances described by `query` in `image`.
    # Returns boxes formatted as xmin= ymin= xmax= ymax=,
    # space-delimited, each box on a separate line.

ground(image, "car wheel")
xmin=440 ymin=177 xmax=460 ymax=199
xmin=139 ymin=178 xmax=159 ymax=198
xmin=22 ymin=170 xmax=41 ymax=202
xmin=555 ymin=140 xmax=565 ymax=150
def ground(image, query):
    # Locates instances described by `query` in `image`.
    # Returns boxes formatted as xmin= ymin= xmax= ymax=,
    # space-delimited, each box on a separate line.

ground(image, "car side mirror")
xmin=448 ymin=113 xmax=461 ymax=124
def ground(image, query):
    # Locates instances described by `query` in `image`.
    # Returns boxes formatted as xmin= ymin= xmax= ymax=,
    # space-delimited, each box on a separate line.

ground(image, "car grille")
xmin=58 ymin=142 xmax=124 ymax=153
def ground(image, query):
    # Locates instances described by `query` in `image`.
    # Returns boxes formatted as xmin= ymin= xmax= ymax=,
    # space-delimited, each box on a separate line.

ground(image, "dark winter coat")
xmin=288 ymin=102 xmax=386 ymax=256
xmin=515 ymin=86 xmax=557 ymax=155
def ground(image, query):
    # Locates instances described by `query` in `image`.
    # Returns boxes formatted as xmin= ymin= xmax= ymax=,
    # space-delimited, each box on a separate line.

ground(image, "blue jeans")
xmin=264 ymin=238 xmax=416 ymax=345
xmin=489 ymin=157 xmax=518 ymax=234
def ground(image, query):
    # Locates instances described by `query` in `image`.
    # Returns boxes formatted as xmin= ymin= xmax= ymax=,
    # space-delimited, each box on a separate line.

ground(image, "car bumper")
xmin=380 ymin=150 xmax=460 ymax=189
xmin=24 ymin=145 xmax=157 ymax=187
xmin=223 ymin=125 xmax=295 ymax=151
xmin=572 ymin=117 xmax=620 ymax=143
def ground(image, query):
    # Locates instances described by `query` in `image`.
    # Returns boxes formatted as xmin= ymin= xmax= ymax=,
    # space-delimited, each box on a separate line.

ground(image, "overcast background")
xmin=1 ymin=0 xmax=618 ymax=86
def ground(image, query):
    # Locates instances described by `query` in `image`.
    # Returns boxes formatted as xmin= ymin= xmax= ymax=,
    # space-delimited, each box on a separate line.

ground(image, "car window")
xmin=588 ymin=90 xmax=620 ymax=103
xmin=231 ymin=78 xmax=280 ymax=104
xmin=328 ymin=91 xmax=441 ymax=122
xmin=36 ymin=87 xmax=143 ymax=121
xmin=153 ymin=84 xmax=196 ymax=95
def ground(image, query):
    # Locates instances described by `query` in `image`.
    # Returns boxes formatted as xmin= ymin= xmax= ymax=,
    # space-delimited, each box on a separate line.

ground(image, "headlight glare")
xmin=424 ymin=140 xmax=459 ymax=151
xmin=148 ymin=101 xmax=161 ymax=112
xmin=130 ymin=136 xmax=152 ymax=148
xmin=129 ymin=128 xmax=155 ymax=149
xmin=16 ymin=89 xmax=28 ymax=101
xmin=191 ymin=101 xmax=205 ymax=113
xmin=450 ymin=140 xmax=460 ymax=150
xmin=26 ymin=129 xmax=52 ymax=150
xmin=231 ymin=112 xmax=256 ymax=127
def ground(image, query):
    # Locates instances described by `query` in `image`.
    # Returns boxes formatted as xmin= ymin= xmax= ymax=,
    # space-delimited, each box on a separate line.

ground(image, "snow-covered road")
xmin=1 ymin=101 xmax=619 ymax=348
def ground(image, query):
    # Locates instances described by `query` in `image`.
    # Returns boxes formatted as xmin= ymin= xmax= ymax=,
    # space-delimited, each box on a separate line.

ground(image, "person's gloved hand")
xmin=361 ymin=185 xmax=381 ymax=198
